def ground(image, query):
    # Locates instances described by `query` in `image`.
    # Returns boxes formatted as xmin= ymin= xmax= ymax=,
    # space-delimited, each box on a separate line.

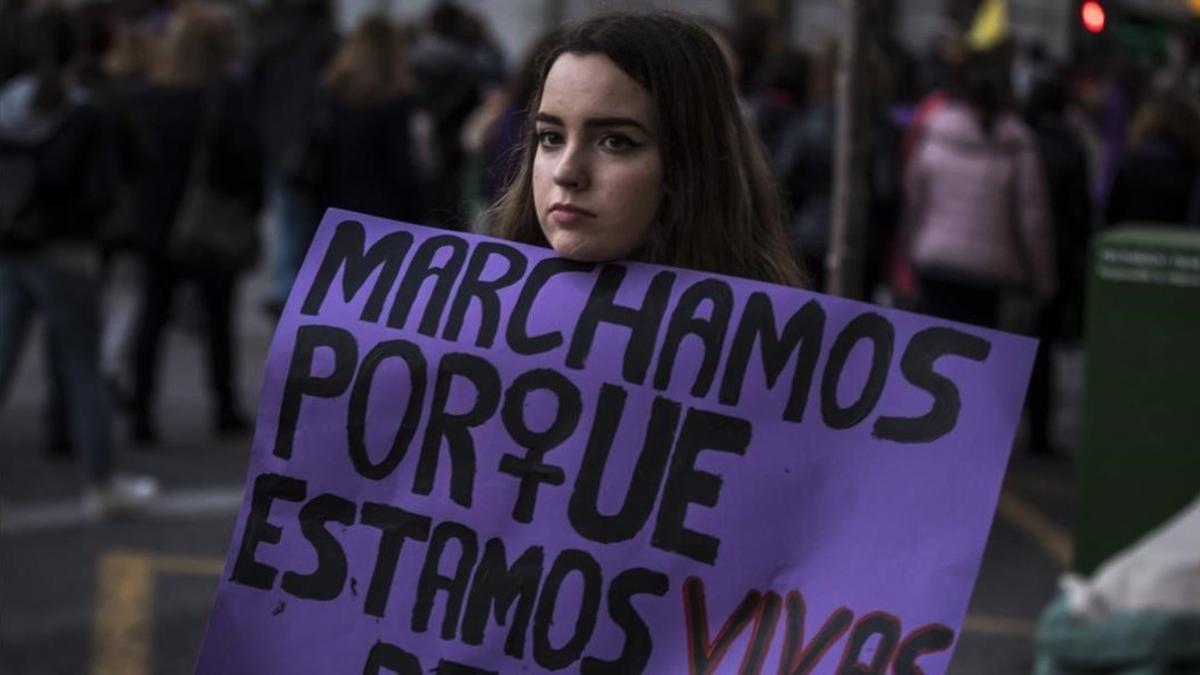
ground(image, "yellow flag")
xmin=967 ymin=0 xmax=1009 ymax=51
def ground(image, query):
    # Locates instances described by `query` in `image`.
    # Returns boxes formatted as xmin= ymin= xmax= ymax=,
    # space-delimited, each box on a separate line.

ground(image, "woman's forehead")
xmin=538 ymin=52 xmax=654 ymax=123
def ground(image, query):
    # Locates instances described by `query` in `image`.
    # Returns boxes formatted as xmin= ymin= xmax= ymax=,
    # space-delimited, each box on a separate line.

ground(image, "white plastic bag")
xmin=1062 ymin=494 xmax=1200 ymax=621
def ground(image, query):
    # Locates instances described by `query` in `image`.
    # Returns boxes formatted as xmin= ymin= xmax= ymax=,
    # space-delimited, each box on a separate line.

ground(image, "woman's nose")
xmin=552 ymin=144 xmax=589 ymax=190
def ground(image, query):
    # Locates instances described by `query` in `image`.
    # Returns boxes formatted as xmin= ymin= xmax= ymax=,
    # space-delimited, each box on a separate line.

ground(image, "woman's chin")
xmin=549 ymin=239 xmax=607 ymax=263
xmin=549 ymin=235 xmax=644 ymax=263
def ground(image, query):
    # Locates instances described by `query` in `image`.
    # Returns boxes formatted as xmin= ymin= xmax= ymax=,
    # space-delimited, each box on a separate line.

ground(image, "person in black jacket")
xmin=288 ymin=14 xmax=424 ymax=225
xmin=131 ymin=2 xmax=264 ymax=443
xmin=1023 ymin=69 xmax=1094 ymax=455
xmin=250 ymin=0 xmax=337 ymax=316
xmin=407 ymin=1 xmax=481 ymax=229
xmin=1106 ymin=86 xmax=1200 ymax=228
xmin=0 ymin=4 xmax=157 ymax=516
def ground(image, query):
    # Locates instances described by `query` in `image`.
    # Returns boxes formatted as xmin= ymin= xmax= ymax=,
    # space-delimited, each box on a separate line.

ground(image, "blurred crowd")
xmin=1 ymin=0 xmax=1199 ymax=513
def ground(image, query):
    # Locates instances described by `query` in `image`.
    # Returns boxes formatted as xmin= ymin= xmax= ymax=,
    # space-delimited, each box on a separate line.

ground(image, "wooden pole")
xmin=827 ymin=0 xmax=871 ymax=298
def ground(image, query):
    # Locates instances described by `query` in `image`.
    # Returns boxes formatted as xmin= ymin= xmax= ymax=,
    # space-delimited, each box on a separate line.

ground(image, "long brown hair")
xmin=150 ymin=2 xmax=236 ymax=87
xmin=322 ymin=14 xmax=409 ymax=106
xmin=1130 ymin=86 xmax=1200 ymax=160
xmin=487 ymin=12 xmax=806 ymax=288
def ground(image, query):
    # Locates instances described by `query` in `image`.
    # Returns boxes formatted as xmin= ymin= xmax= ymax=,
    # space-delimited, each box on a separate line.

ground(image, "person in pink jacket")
xmin=904 ymin=47 xmax=1057 ymax=329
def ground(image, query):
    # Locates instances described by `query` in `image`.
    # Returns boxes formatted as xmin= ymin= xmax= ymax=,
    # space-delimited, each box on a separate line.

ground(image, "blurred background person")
xmin=1 ymin=0 xmax=33 ymax=86
xmin=753 ymin=38 xmax=899 ymax=296
xmin=888 ymin=27 xmax=967 ymax=308
xmin=407 ymin=0 xmax=486 ymax=230
xmin=903 ymin=45 xmax=1057 ymax=329
xmin=1011 ymin=41 xmax=1051 ymax=108
xmin=250 ymin=0 xmax=337 ymax=318
xmin=34 ymin=0 xmax=150 ymax=459
xmin=130 ymin=1 xmax=263 ymax=445
xmin=95 ymin=6 xmax=153 ymax=403
xmin=73 ymin=1 xmax=154 ymax=410
xmin=1105 ymin=85 xmax=1200 ymax=227
xmin=1023 ymin=66 xmax=1095 ymax=455
xmin=461 ymin=30 xmax=559 ymax=225
xmin=286 ymin=14 xmax=424 ymax=227
xmin=0 ymin=4 xmax=155 ymax=515
xmin=1093 ymin=58 xmax=1150 ymax=212
xmin=764 ymin=43 xmax=834 ymax=287
xmin=729 ymin=8 xmax=781 ymax=98
xmin=454 ymin=4 xmax=507 ymax=93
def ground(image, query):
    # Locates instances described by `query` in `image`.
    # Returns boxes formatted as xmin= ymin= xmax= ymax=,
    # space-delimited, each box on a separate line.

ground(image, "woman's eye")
xmin=600 ymin=134 xmax=638 ymax=151
xmin=537 ymin=130 xmax=563 ymax=147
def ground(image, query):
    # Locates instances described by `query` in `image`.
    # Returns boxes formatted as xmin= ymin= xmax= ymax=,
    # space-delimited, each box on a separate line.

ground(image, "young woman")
xmin=487 ymin=12 xmax=806 ymax=288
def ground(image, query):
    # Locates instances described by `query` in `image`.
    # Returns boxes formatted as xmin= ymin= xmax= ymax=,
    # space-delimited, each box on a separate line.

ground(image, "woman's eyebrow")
xmin=584 ymin=117 xmax=651 ymax=134
xmin=534 ymin=112 xmax=651 ymax=135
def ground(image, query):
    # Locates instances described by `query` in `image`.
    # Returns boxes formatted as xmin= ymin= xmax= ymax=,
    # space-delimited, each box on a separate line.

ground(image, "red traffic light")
xmin=1082 ymin=1 xmax=1106 ymax=33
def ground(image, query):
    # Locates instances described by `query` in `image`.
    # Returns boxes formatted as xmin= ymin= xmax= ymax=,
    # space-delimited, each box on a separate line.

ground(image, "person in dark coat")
xmin=473 ymin=30 xmax=558 ymax=209
xmin=289 ymin=14 xmax=423 ymax=225
xmin=407 ymin=1 xmax=482 ymax=229
xmin=1023 ymin=69 xmax=1094 ymax=455
xmin=131 ymin=2 xmax=264 ymax=443
xmin=1106 ymin=86 xmax=1200 ymax=227
xmin=0 ymin=4 xmax=157 ymax=516
xmin=250 ymin=0 xmax=337 ymax=315
xmin=0 ymin=0 xmax=32 ymax=86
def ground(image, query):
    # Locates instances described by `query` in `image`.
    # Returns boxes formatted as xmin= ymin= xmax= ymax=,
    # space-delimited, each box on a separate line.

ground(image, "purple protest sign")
xmin=196 ymin=209 xmax=1035 ymax=674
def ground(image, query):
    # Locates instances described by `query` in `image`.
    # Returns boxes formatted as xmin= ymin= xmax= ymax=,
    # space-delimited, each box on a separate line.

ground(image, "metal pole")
xmin=827 ymin=0 xmax=870 ymax=298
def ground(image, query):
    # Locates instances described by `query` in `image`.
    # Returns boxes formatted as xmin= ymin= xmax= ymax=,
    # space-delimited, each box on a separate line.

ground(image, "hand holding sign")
xmin=196 ymin=211 xmax=1035 ymax=675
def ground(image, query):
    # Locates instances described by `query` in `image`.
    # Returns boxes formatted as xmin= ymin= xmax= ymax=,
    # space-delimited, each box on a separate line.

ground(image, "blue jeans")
xmin=269 ymin=177 xmax=318 ymax=305
xmin=0 ymin=253 xmax=113 ymax=482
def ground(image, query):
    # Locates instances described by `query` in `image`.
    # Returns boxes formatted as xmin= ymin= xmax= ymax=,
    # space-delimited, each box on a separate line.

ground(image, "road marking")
xmin=91 ymin=551 xmax=227 ymax=675
xmin=963 ymin=613 xmax=1038 ymax=638
xmin=0 ymin=485 xmax=245 ymax=535
xmin=149 ymin=552 xmax=226 ymax=576
xmin=998 ymin=490 xmax=1074 ymax=568
xmin=1007 ymin=471 xmax=1075 ymax=502
xmin=92 ymin=552 xmax=153 ymax=675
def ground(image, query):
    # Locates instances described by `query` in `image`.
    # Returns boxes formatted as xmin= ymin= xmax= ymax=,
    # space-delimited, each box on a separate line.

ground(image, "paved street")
xmin=0 ymin=267 xmax=1081 ymax=675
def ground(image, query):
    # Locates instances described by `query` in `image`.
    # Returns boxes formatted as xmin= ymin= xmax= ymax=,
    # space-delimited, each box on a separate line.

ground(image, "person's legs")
xmin=131 ymin=261 xmax=176 ymax=442
xmin=44 ymin=330 xmax=73 ymax=458
xmin=200 ymin=273 xmax=247 ymax=433
xmin=3 ymin=254 xmax=157 ymax=515
xmin=0 ymin=255 xmax=35 ymax=407
xmin=1027 ymin=303 xmax=1058 ymax=455
xmin=917 ymin=276 xmax=1000 ymax=329
xmin=269 ymin=179 xmax=317 ymax=312
xmin=31 ymin=262 xmax=113 ymax=482
xmin=100 ymin=251 xmax=142 ymax=404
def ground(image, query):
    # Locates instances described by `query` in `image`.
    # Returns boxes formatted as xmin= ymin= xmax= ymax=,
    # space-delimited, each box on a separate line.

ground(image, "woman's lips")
xmin=548 ymin=203 xmax=596 ymax=226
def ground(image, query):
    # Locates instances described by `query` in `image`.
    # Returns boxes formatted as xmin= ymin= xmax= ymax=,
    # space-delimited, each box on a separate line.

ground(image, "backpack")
xmin=0 ymin=138 xmax=45 ymax=249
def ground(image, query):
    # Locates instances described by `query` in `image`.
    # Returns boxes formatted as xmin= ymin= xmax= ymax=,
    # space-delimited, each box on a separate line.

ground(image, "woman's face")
xmin=533 ymin=52 xmax=664 ymax=262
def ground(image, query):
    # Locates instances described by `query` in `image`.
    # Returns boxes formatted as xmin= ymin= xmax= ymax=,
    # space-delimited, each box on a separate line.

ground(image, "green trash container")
xmin=1074 ymin=225 xmax=1200 ymax=576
